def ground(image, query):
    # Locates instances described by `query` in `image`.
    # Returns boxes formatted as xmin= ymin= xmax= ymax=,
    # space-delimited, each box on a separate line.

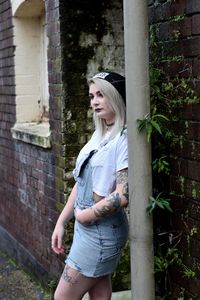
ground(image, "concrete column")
xmin=123 ymin=1 xmax=155 ymax=299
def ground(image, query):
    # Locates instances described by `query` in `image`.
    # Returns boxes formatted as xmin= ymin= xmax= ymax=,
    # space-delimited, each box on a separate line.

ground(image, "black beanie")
xmin=93 ymin=71 xmax=126 ymax=104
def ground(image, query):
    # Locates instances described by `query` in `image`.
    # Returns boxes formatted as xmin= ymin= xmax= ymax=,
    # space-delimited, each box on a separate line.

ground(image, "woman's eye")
xmin=89 ymin=94 xmax=94 ymax=100
xmin=97 ymin=91 xmax=103 ymax=97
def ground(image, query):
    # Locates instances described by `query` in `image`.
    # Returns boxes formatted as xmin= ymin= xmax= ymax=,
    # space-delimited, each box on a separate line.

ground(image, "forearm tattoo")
xmin=93 ymin=169 xmax=129 ymax=219
xmin=117 ymin=169 xmax=129 ymax=201
xmin=93 ymin=193 xmax=121 ymax=218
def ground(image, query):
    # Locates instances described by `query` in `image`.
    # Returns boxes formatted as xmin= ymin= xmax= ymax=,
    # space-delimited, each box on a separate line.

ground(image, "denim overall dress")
xmin=66 ymin=150 xmax=129 ymax=277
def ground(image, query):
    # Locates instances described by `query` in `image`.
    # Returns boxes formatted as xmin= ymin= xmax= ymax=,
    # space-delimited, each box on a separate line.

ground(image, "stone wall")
xmin=59 ymin=0 xmax=125 ymax=182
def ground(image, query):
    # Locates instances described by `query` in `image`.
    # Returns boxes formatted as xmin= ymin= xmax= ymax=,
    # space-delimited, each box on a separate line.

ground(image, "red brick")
xmin=149 ymin=0 xmax=187 ymax=23
xmin=188 ymin=160 xmax=200 ymax=181
xmin=161 ymin=59 xmax=193 ymax=78
xmin=169 ymin=18 xmax=192 ymax=39
xmin=170 ymin=175 xmax=183 ymax=195
xmin=187 ymin=141 xmax=200 ymax=161
xmin=185 ymin=178 xmax=200 ymax=200
xmin=186 ymin=0 xmax=200 ymax=14
xmin=171 ymin=158 xmax=188 ymax=177
xmin=188 ymin=122 xmax=200 ymax=141
xmin=160 ymin=37 xmax=200 ymax=59
xmin=182 ymin=104 xmax=193 ymax=120
xmin=182 ymin=37 xmax=200 ymax=57
xmin=192 ymin=104 xmax=200 ymax=121
xmin=157 ymin=22 xmax=170 ymax=40
xmin=192 ymin=14 xmax=200 ymax=35
xmin=193 ymin=57 xmax=200 ymax=77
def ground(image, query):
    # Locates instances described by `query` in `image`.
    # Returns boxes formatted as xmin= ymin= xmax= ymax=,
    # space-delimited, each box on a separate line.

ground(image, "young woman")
xmin=51 ymin=71 xmax=129 ymax=300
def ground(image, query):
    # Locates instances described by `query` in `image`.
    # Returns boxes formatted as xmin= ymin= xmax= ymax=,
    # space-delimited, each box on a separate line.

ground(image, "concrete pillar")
xmin=123 ymin=0 xmax=155 ymax=299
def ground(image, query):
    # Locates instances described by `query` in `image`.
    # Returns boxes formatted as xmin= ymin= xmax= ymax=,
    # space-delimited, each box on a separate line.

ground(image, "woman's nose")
xmin=92 ymin=96 xmax=99 ymax=105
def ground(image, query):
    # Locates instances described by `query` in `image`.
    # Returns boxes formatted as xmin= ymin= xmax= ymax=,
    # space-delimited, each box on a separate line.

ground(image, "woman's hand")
xmin=51 ymin=223 xmax=65 ymax=255
xmin=51 ymin=183 xmax=77 ymax=254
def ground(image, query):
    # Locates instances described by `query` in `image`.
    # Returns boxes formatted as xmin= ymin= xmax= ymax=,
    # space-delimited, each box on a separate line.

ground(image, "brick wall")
xmin=149 ymin=0 xmax=200 ymax=298
xmin=0 ymin=0 xmax=17 ymax=235
xmin=0 ymin=0 xmax=64 ymax=282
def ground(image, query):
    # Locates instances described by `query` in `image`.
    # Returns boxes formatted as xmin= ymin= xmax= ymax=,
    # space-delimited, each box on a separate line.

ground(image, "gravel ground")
xmin=0 ymin=251 xmax=52 ymax=300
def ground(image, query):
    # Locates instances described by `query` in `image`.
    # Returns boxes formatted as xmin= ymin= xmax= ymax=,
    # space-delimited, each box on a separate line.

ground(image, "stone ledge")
xmin=11 ymin=122 xmax=51 ymax=149
xmin=83 ymin=290 xmax=131 ymax=300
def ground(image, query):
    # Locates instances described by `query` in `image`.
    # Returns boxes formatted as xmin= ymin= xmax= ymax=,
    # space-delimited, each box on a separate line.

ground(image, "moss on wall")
xmin=59 ymin=0 xmax=111 ymax=180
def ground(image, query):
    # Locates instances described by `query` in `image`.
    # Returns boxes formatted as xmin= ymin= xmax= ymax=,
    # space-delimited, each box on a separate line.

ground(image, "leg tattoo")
xmin=62 ymin=265 xmax=80 ymax=286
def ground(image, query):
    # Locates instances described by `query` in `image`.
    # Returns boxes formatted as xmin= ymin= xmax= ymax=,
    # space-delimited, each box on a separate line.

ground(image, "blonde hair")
xmin=88 ymin=77 xmax=126 ymax=141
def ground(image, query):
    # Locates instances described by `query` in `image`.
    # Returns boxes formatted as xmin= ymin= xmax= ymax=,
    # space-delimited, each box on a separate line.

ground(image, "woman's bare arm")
xmin=51 ymin=183 xmax=77 ymax=254
xmin=75 ymin=169 xmax=128 ymax=224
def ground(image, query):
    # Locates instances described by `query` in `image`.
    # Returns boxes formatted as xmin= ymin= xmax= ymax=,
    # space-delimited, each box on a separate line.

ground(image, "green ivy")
xmin=146 ymin=193 xmax=173 ymax=215
xmin=142 ymin=23 xmax=200 ymax=299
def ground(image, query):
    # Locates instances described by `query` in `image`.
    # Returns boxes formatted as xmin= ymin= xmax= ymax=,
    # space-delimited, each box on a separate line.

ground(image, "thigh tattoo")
xmin=62 ymin=265 xmax=81 ymax=286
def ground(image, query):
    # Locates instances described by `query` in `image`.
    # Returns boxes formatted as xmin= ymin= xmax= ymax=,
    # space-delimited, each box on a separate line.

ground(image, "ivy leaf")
xmin=150 ymin=120 xmax=162 ymax=134
xmin=146 ymin=193 xmax=173 ymax=215
xmin=152 ymin=114 xmax=169 ymax=121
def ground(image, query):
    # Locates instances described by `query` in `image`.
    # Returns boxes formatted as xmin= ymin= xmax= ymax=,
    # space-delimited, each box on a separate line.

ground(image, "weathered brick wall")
xmin=0 ymin=0 xmax=17 ymax=235
xmin=0 ymin=0 xmax=125 ymax=286
xmin=149 ymin=0 xmax=200 ymax=298
xmin=0 ymin=0 xmax=64 ymax=282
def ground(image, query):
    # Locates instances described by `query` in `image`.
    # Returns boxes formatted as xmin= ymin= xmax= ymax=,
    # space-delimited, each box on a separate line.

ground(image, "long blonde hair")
xmin=88 ymin=77 xmax=126 ymax=141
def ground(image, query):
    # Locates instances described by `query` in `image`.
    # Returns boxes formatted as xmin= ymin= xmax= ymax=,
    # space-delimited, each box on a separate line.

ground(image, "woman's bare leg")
xmin=54 ymin=264 xmax=99 ymax=300
xmin=88 ymin=274 xmax=112 ymax=300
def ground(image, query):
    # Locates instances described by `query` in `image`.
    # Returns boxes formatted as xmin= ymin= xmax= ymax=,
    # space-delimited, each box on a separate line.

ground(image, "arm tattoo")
xmin=93 ymin=193 xmax=121 ymax=218
xmin=116 ymin=168 xmax=128 ymax=184
xmin=117 ymin=169 xmax=129 ymax=201
xmin=93 ymin=169 xmax=129 ymax=219
xmin=122 ymin=182 xmax=129 ymax=202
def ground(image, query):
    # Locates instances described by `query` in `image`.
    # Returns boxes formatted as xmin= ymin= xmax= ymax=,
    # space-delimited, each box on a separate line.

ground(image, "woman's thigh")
xmin=88 ymin=275 xmax=112 ymax=300
xmin=54 ymin=264 xmax=100 ymax=300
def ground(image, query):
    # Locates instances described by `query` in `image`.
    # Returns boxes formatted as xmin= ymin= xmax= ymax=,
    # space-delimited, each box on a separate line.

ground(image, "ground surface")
xmin=0 ymin=251 xmax=131 ymax=300
xmin=0 ymin=251 xmax=52 ymax=300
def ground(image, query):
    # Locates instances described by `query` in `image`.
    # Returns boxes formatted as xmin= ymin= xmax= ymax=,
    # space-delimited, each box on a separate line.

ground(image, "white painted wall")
xmin=11 ymin=0 xmax=49 ymax=123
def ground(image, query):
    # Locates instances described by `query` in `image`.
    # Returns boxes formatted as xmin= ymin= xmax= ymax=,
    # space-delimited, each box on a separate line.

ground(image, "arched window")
xmin=11 ymin=0 xmax=51 ymax=148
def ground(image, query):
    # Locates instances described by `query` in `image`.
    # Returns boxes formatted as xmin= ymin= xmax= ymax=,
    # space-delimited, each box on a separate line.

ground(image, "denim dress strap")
xmin=75 ymin=150 xmax=96 ymax=210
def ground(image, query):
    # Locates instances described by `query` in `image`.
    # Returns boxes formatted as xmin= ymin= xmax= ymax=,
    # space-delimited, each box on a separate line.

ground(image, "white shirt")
xmin=73 ymin=128 xmax=128 ymax=197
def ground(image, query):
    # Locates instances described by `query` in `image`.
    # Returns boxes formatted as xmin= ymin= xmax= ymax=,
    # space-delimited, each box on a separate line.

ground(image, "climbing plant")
xmin=137 ymin=23 xmax=200 ymax=299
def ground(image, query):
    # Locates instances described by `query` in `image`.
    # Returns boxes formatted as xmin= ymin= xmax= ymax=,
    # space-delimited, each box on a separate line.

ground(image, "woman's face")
xmin=89 ymin=83 xmax=115 ymax=124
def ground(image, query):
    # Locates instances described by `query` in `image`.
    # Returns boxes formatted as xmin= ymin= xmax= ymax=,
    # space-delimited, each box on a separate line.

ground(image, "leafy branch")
xmin=152 ymin=155 xmax=170 ymax=175
xmin=137 ymin=113 xmax=169 ymax=142
xmin=146 ymin=193 xmax=173 ymax=215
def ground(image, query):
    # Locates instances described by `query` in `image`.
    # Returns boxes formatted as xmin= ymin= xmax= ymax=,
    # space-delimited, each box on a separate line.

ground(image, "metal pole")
xmin=123 ymin=1 xmax=155 ymax=299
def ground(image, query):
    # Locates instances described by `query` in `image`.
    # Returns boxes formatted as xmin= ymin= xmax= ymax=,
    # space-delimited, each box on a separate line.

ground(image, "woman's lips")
xmin=95 ymin=108 xmax=102 ymax=113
